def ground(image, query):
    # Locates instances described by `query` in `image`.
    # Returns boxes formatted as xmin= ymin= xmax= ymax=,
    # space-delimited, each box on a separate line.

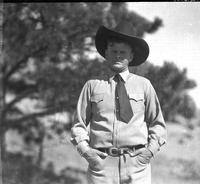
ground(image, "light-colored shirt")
xmin=71 ymin=70 xmax=167 ymax=156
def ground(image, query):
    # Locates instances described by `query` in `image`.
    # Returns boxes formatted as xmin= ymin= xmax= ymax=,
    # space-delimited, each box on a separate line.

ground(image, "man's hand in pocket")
xmin=135 ymin=147 xmax=153 ymax=165
xmin=82 ymin=148 xmax=108 ymax=170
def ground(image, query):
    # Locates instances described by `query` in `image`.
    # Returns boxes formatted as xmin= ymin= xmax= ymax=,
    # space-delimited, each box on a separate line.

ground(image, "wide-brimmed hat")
xmin=95 ymin=21 xmax=149 ymax=66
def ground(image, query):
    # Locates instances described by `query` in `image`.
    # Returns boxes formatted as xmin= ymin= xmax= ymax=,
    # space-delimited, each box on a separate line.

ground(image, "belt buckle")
xmin=108 ymin=147 xmax=119 ymax=157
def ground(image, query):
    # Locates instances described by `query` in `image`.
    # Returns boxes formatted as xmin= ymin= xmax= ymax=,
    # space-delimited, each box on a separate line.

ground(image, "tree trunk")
xmin=0 ymin=121 xmax=3 ymax=184
xmin=0 ymin=60 xmax=7 ymax=184
xmin=36 ymin=133 xmax=45 ymax=168
xmin=0 ymin=102 xmax=6 ymax=184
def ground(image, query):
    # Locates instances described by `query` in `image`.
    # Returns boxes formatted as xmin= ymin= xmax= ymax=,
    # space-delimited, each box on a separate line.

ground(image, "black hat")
xmin=95 ymin=21 xmax=149 ymax=66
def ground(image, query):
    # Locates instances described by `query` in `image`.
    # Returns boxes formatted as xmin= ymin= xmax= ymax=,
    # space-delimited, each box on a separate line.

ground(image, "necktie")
xmin=115 ymin=74 xmax=133 ymax=123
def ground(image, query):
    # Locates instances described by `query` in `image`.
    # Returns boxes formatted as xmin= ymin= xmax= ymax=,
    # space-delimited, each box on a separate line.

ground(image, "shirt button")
xmin=116 ymin=109 xmax=119 ymax=112
xmin=116 ymin=97 xmax=119 ymax=99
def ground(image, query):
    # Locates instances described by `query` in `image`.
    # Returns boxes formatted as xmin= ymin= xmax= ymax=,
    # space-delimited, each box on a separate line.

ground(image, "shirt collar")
xmin=108 ymin=69 xmax=130 ymax=83
xmin=119 ymin=69 xmax=129 ymax=82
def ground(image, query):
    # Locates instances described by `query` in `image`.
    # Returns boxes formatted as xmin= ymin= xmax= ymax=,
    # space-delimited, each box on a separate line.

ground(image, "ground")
xmin=42 ymin=122 xmax=200 ymax=184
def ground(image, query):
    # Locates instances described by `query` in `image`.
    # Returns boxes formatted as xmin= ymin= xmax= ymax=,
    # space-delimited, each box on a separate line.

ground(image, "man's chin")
xmin=111 ymin=64 xmax=127 ymax=73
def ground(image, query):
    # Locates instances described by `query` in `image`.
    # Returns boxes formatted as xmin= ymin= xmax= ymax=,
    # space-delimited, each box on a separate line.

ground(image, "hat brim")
xmin=95 ymin=26 xmax=149 ymax=66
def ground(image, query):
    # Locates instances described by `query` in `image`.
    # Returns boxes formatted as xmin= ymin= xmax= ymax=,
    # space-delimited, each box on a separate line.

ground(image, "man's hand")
xmin=82 ymin=148 xmax=108 ymax=170
xmin=76 ymin=141 xmax=108 ymax=170
xmin=134 ymin=147 xmax=153 ymax=165
xmin=83 ymin=147 xmax=108 ymax=159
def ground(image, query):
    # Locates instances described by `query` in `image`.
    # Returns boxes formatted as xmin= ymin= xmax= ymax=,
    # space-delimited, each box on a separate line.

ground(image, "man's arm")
xmin=70 ymin=81 xmax=92 ymax=154
xmin=71 ymin=81 xmax=108 ymax=162
xmin=145 ymin=80 xmax=167 ymax=156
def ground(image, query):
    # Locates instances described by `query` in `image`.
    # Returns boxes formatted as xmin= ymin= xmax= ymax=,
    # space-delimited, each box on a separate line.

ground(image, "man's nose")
xmin=116 ymin=54 xmax=121 ymax=59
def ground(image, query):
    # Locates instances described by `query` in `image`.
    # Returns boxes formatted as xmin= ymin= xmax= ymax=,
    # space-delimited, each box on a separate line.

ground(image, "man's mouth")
xmin=113 ymin=61 xmax=122 ymax=64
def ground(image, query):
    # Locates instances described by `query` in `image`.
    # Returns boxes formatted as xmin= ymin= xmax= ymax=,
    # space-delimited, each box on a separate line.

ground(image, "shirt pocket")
xmin=91 ymin=93 xmax=104 ymax=114
xmin=128 ymin=93 xmax=145 ymax=113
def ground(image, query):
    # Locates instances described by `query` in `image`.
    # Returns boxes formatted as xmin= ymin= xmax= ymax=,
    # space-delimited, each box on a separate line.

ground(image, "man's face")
xmin=105 ymin=41 xmax=134 ymax=73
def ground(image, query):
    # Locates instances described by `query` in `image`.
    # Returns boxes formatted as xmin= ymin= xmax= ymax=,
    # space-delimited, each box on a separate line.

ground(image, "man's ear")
xmin=129 ymin=52 xmax=134 ymax=62
xmin=105 ymin=49 xmax=108 ymax=58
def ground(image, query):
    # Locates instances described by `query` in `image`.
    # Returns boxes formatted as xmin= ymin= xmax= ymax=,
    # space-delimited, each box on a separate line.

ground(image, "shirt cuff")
xmin=70 ymin=135 xmax=89 ymax=145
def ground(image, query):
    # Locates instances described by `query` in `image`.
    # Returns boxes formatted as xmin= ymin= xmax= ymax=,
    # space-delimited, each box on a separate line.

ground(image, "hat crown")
xmin=112 ymin=21 xmax=137 ymax=37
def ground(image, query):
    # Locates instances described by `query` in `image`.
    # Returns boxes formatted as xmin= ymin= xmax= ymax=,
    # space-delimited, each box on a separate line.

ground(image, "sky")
xmin=127 ymin=2 xmax=200 ymax=108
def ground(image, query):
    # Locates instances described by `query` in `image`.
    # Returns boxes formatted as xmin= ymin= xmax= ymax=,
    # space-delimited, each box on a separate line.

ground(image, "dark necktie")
xmin=115 ymin=74 xmax=133 ymax=123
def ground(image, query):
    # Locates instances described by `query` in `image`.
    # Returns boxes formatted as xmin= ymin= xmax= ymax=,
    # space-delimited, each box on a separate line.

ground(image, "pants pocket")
xmin=87 ymin=155 xmax=105 ymax=171
xmin=135 ymin=154 xmax=151 ymax=166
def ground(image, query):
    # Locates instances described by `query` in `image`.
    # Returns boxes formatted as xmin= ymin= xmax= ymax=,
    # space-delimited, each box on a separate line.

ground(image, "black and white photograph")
xmin=1 ymin=2 xmax=200 ymax=184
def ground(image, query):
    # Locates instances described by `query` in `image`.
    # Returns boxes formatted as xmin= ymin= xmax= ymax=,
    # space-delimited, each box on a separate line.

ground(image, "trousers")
xmin=87 ymin=153 xmax=151 ymax=184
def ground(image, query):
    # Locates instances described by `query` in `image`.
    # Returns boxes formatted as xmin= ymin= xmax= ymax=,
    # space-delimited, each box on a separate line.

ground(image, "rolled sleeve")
xmin=71 ymin=81 xmax=92 ymax=146
xmin=145 ymin=80 xmax=167 ymax=156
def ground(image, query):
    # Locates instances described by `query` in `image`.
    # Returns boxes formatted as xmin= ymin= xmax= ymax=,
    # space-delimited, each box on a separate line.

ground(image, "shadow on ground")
xmin=2 ymin=152 xmax=87 ymax=184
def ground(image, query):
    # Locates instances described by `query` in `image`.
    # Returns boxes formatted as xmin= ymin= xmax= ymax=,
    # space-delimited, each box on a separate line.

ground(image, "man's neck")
xmin=107 ymin=68 xmax=130 ymax=82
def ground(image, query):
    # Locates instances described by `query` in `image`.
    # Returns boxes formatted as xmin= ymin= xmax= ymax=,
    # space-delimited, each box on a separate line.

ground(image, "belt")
xmin=97 ymin=144 xmax=145 ymax=157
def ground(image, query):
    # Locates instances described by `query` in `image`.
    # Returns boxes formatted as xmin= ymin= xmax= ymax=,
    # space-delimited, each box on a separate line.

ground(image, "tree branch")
xmin=5 ymin=105 xmax=68 ymax=129
xmin=4 ymin=45 xmax=48 ymax=81
xmin=3 ymin=88 xmax=37 ymax=113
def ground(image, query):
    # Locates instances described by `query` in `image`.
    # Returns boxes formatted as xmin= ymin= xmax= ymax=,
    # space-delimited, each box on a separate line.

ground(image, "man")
xmin=71 ymin=21 xmax=167 ymax=184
